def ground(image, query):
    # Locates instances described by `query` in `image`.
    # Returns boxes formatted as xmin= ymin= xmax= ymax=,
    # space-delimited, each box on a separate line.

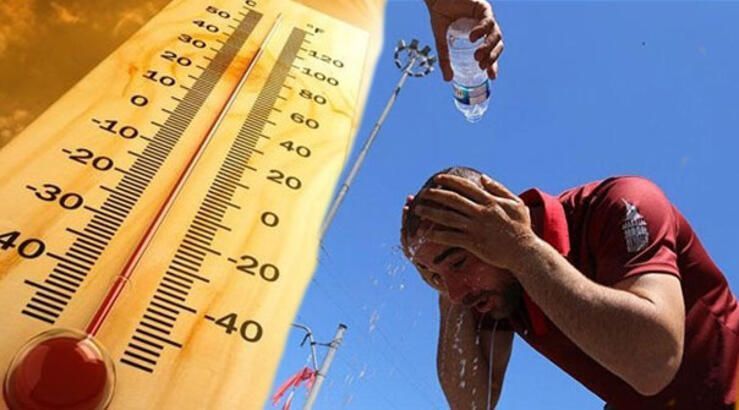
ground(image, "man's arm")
xmin=510 ymin=242 xmax=684 ymax=396
xmin=438 ymin=296 xmax=513 ymax=409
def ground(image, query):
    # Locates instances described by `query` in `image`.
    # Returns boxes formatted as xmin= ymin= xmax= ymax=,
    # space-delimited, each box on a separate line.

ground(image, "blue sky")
xmin=270 ymin=1 xmax=739 ymax=408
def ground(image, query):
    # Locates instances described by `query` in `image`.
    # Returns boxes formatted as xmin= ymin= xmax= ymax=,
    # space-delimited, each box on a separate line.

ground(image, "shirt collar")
xmin=512 ymin=188 xmax=571 ymax=337
xmin=520 ymin=188 xmax=571 ymax=258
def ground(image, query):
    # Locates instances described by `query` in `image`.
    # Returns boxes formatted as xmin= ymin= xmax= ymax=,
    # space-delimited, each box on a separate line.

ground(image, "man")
xmin=400 ymin=167 xmax=738 ymax=409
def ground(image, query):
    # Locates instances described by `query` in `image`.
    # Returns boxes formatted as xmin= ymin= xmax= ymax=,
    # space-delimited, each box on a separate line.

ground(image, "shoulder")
xmin=564 ymin=176 xmax=673 ymax=218
xmin=597 ymin=176 xmax=669 ymax=202
xmin=563 ymin=176 xmax=679 ymax=249
xmin=580 ymin=177 xmax=682 ymax=283
xmin=559 ymin=176 xmax=675 ymax=221
xmin=586 ymin=177 xmax=680 ymax=256
xmin=590 ymin=177 xmax=674 ymax=224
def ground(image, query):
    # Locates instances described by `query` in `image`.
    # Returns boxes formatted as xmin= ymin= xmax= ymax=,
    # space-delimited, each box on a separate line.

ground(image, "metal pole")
xmin=291 ymin=323 xmax=319 ymax=370
xmin=320 ymin=39 xmax=436 ymax=237
xmin=320 ymin=67 xmax=412 ymax=237
xmin=302 ymin=324 xmax=348 ymax=410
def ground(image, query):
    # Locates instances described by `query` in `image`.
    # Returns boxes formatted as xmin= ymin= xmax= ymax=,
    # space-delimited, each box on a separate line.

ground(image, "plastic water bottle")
xmin=447 ymin=18 xmax=490 ymax=123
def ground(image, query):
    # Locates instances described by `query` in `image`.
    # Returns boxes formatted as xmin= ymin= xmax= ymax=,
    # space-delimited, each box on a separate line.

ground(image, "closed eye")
xmin=450 ymin=257 xmax=467 ymax=271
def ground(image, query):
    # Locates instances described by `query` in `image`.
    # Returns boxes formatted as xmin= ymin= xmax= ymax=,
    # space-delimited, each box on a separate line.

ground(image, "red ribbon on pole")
xmin=271 ymin=367 xmax=317 ymax=410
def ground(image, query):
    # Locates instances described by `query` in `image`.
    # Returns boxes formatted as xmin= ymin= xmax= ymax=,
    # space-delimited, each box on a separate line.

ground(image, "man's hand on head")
xmin=424 ymin=0 xmax=504 ymax=81
xmin=413 ymin=174 xmax=535 ymax=271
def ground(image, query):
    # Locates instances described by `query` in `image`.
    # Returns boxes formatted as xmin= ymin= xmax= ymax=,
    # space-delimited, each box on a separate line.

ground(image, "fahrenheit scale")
xmin=0 ymin=0 xmax=383 ymax=408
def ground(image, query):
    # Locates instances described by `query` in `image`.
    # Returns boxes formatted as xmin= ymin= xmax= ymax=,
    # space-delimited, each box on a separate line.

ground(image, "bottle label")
xmin=453 ymin=81 xmax=490 ymax=105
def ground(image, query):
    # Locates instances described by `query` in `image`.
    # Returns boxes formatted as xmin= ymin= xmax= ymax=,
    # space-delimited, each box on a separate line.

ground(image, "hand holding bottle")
xmin=424 ymin=0 xmax=504 ymax=81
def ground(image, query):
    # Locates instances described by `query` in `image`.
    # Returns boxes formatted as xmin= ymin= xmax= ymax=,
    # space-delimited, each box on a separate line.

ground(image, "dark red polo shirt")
xmin=501 ymin=176 xmax=738 ymax=409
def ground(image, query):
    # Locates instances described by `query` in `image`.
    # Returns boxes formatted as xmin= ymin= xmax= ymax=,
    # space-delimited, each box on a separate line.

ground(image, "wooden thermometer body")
xmin=0 ymin=0 xmax=384 ymax=408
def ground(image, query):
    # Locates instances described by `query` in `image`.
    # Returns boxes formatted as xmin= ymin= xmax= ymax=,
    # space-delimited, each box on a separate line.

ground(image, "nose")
xmin=442 ymin=274 xmax=470 ymax=304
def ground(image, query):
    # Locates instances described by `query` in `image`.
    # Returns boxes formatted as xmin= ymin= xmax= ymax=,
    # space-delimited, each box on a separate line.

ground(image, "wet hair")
xmin=401 ymin=166 xmax=484 ymax=252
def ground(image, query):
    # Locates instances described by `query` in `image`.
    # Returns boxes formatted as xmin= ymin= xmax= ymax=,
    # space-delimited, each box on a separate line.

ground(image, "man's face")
xmin=406 ymin=221 xmax=522 ymax=319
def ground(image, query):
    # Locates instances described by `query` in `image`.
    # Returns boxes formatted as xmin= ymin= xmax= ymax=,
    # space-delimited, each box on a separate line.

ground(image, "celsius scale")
xmin=0 ymin=0 xmax=383 ymax=408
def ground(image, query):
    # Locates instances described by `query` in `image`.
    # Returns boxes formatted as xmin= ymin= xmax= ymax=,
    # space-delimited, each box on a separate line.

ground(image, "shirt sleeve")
xmin=587 ymin=177 xmax=680 ymax=286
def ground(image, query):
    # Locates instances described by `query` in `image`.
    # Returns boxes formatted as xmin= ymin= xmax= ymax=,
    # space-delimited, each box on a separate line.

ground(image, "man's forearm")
xmin=438 ymin=299 xmax=500 ymax=409
xmin=508 ymin=237 xmax=682 ymax=395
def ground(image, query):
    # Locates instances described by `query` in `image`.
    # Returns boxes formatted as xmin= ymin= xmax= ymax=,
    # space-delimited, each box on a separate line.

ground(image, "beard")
xmin=489 ymin=281 xmax=523 ymax=320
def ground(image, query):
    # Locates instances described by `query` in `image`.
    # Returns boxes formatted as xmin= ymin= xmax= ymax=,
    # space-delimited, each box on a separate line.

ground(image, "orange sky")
xmin=0 ymin=0 xmax=383 ymax=149
xmin=0 ymin=0 xmax=170 ymax=147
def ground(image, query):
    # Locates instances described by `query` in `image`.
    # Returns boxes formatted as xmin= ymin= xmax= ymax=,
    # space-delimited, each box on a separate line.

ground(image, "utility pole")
xmin=302 ymin=324 xmax=347 ymax=410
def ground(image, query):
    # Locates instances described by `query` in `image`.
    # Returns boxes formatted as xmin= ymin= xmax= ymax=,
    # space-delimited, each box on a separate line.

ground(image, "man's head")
xmin=401 ymin=167 xmax=522 ymax=319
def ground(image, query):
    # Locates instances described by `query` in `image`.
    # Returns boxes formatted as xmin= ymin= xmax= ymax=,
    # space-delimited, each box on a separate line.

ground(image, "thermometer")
xmin=0 ymin=0 xmax=382 ymax=408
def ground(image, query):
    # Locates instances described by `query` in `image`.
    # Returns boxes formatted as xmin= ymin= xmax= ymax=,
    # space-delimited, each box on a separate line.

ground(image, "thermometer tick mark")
xmin=129 ymin=343 xmax=161 ymax=357
xmin=150 ymin=301 xmax=178 ymax=315
xmin=132 ymin=335 xmax=164 ymax=351
xmin=137 ymin=330 xmax=182 ymax=348
xmin=160 ymin=281 xmax=189 ymax=295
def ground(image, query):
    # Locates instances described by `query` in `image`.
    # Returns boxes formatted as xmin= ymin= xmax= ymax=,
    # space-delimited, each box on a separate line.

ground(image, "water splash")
xmin=368 ymin=310 xmax=380 ymax=333
xmin=486 ymin=320 xmax=499 ymax=410
xmin=452 ymin=308 xmax=465 ymax=355
xmin=458 ymin=358 xmax=467 ymax=388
